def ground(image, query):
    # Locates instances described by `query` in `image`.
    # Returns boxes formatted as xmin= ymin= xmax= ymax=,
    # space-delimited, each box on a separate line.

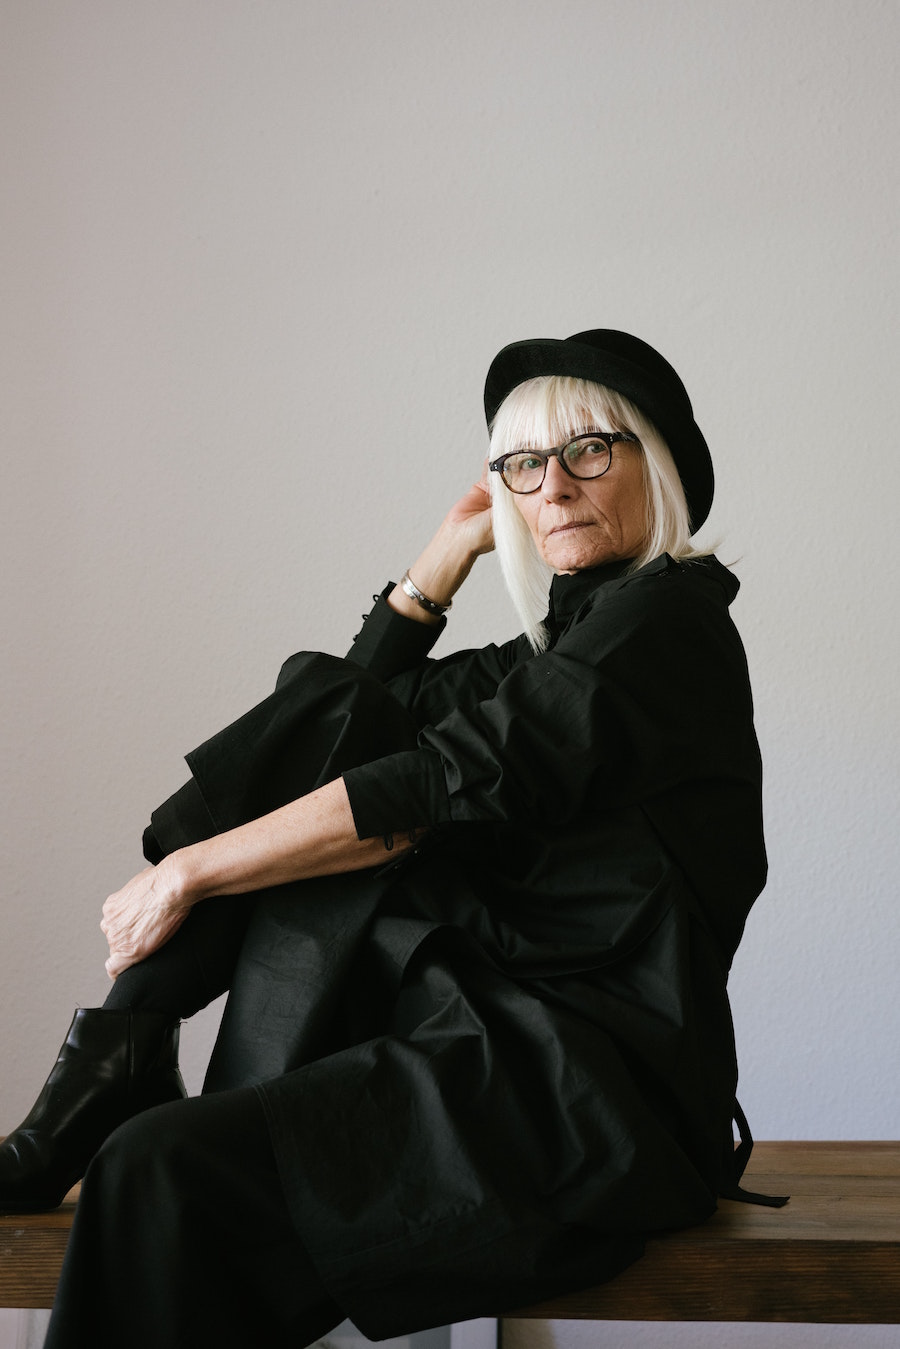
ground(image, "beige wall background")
xmin=2 ymin=2 xmax=898 ymax=1345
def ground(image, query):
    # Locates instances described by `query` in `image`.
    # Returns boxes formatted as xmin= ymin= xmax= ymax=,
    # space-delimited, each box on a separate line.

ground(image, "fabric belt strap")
xmin=722 ymin=1098 xmax=790 ymax=1207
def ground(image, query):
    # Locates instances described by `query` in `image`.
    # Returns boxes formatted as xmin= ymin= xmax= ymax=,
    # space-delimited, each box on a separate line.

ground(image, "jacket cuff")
xmin=345 ymin=585 xmax=446 ymax=681
xmin=343 ymin=747 xmax=452 ymax=838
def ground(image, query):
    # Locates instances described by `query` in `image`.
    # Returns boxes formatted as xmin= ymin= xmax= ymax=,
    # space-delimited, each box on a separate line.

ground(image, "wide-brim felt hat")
xmin=484 ymin=328 xmax=714 ymax=531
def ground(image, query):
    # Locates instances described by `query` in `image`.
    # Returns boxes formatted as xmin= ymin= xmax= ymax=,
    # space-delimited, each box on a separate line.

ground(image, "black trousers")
xmin=49 ymin=655 xmax=424 ymax=1346
xmin=45 ymin=1088 xmax=344 ymax=1349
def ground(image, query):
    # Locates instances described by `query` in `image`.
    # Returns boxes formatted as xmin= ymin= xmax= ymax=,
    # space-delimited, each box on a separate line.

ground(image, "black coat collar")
xmin=545 ymin=554 xmax=738 ymax=635
xmin=547 ymin=555 xmax=666 ymax=630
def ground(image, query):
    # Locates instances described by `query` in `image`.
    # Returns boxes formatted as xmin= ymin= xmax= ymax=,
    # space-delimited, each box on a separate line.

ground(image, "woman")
xmin=2 ymin=329 xmax=775 ymax=1347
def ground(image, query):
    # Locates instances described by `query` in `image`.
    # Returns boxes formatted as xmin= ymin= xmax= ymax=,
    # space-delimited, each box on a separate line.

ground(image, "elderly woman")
xmin=1 ymin=330 xmax=777 ymax=1348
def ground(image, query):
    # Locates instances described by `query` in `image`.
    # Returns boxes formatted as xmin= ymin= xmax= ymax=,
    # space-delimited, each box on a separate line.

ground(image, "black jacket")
xmin=181 ymin=554 xmax=766 ymax=1337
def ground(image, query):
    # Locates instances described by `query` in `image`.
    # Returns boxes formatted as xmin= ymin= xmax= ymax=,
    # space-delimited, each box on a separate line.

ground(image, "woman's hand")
xmin=101 ymin=859 xmax=194 ymax=979
xmin=442 ymin=468 xmax=494 ymax=559
xmin=387 ymin=466 xmax=494 ymax=624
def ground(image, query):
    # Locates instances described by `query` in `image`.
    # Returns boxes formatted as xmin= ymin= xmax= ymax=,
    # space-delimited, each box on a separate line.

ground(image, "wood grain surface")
xmin=2 ymin=1142 xmax=899 ymax=1320
xmin=509 ymin=1142 xmax=900 ymax=1323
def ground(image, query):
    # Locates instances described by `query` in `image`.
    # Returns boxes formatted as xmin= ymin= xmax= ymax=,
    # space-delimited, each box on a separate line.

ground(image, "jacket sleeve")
xmin=346 ymin=584 xmax=528 ymax=725
xmin=342 ymin=566 xmax=756 ymax=839
xmin=345 ymin=586 xmax=447 ymax=680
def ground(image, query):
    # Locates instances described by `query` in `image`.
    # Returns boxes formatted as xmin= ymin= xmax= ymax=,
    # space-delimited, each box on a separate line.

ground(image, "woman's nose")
xmin=541 ymin=453 xmax=577 ymax=501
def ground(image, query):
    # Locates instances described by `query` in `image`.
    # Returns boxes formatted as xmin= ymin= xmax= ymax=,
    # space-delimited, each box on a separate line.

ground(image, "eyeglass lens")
xmin=502 ymin=436 xmax=613 ymax=492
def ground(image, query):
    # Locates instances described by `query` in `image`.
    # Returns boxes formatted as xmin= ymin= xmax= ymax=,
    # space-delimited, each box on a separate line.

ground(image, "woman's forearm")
xmin=386 ymin=476 xmax=494 ymax=626
xmin=387 ymin=527 xmax=480 ymax=625
xmin=103 ymin=780 xmax=416 ymax=977
xmin=169 ymin=778 xmax=408 ymax=904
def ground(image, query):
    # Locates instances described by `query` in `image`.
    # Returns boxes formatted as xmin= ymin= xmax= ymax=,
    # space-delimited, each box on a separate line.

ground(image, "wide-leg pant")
xmin=49 ymin=653 xmax=425 ymax=1346
xmin=44 ymin=1089 xmax=344 ymax=1349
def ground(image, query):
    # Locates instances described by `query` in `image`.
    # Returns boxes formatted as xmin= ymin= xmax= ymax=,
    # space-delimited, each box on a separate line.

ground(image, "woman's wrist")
xmin=399 ymin=571 xmax=452 ymax=617
xmin=388 ymin=526 xmax=481 ymax=625
xmin=158 ymin=847 xmax=205 ymax=909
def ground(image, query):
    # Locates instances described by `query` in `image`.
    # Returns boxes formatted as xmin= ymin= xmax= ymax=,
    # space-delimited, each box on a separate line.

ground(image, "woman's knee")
xmin=90 ymin=1087 xmax=272 ymax=1194
xmin=87 ymin=1098 xmax=193 ymax=1196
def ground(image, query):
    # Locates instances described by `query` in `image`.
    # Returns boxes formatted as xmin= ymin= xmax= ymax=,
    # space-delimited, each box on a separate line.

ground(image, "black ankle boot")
xmin=0 ymin=1007 xmax=186 ymax=1213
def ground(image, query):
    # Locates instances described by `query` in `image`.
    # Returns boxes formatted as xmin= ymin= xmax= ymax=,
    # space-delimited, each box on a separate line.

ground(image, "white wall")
xmin=2 ymin=2 xmax=898 ymax=1346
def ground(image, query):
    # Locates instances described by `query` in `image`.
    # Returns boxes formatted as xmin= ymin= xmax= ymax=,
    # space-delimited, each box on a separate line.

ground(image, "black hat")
xmin=484 ymin=328 xmax=714 ymax=531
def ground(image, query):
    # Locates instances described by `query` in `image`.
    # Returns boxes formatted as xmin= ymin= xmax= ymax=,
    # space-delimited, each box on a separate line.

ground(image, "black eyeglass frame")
xmin=488 ymin=430 xmax=640 ymax=495
xmin=485 ymin=428 xmax=639 ymax=493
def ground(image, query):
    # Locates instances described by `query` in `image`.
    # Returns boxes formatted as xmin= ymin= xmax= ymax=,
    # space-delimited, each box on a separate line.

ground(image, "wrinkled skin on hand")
xmin=101 ymin=860 xmax=193 ymax=979
xmin=444 ymin=471 xmax=494 ymax=558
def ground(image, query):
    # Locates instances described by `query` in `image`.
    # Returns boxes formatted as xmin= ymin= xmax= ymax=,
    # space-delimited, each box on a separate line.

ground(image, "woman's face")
xmin=511 ymin=429 xmax=648 ymax=573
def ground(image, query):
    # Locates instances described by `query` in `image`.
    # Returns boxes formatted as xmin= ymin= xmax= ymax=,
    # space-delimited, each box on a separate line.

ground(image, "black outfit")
xmin=47 ymin=553 xmax=766 ymax=1347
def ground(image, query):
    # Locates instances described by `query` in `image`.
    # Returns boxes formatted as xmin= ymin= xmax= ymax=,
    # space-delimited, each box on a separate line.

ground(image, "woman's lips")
xmin=548 ymin=521 xmax=591 ymax=535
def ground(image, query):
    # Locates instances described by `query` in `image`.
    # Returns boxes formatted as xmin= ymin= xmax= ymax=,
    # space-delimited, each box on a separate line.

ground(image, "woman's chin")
xmin=542 ymin=536 xmax=620 ymax=573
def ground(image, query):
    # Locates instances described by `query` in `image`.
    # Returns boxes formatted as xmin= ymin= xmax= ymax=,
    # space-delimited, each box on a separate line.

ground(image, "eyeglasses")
xmin=489 ymin=430 xmax=639 ymax=495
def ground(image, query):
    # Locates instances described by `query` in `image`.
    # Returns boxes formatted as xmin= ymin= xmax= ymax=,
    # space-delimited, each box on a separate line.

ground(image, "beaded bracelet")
xmin=400 ymin=571 xmax=452 ymax=617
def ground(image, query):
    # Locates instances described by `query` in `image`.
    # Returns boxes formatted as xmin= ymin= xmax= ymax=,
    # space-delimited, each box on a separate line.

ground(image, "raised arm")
xmin=385 ymin=472 xmax=493 ymax=625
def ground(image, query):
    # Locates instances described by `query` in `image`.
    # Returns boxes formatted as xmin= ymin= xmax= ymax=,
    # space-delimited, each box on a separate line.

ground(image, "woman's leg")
xmin=105 ymin=657 xmax=424 ymax=1020
xmin=105 ymin=651 xmax=424 ymax=1022
xmin=101 ymin=894 xmax=251 ymax=1018
xmin=104 ymin=776 xmax=251 ymax=1019
xmin=0 ymin=782 xmax=237 ymax=1212
xmin=3 ymin=658 xmax=420 ymax=1210
xmin=44 ymin=1089 xmax=343 ymax=1349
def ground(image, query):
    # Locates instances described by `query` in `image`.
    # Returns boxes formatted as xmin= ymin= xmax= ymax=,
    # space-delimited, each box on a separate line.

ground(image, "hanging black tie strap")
xmin=720 ymin=1098 xmax=790 ymax=1208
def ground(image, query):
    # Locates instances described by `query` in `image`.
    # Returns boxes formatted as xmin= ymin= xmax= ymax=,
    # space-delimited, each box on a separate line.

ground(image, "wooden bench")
xmin=2 ymin=1142 xmax=899 ymax=1321
xmin=509 ymin=1142 xmax=900 ymax=1324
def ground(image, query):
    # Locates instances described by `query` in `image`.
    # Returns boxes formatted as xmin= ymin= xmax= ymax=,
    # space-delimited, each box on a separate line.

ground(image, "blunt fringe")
xmin=488 ymin=376 xmax=714 ymax=651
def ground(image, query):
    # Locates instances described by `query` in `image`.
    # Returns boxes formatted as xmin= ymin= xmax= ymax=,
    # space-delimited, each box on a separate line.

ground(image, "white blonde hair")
xmin=489 ymin=375 xmax=713 ymax=651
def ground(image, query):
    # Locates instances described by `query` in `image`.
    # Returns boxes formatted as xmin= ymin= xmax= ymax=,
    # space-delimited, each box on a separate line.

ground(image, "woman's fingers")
xmin=104 ymin=905 xmax=188 ymax=978
xmin=447 ymin=477 xmax=494 ymax=554
xmin=101 ymin=865 xmax=191 ymax=977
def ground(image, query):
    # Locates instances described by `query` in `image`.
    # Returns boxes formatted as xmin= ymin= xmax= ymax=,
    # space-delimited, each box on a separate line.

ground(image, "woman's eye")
xmin=578 ymin=438 xmax=608 ymax=456
xmin=511 ymin=454 xmax=543 ymax=473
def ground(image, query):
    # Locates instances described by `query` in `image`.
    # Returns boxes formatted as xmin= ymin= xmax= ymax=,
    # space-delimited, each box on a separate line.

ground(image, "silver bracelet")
xmin=400 ymin=571 xmax=452 ymax=617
